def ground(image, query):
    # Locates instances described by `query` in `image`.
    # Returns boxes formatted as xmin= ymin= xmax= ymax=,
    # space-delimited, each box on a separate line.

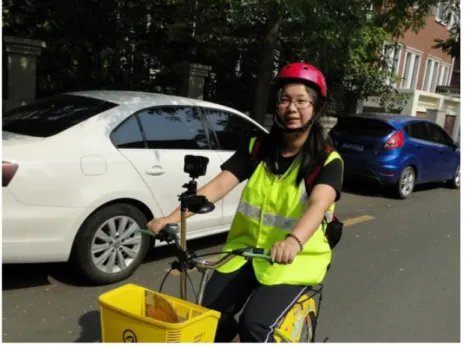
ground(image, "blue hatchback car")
xmin=329 ymin=113 xmax=460 ymax=199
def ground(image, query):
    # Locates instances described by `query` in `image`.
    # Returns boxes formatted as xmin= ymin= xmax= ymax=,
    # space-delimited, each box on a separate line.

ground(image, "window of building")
xmin=423 ymin=57 xmax=452 ymax=92
xmin=436 ymin=1 xmax=459 ymax=29
xmin=436 ymin=2 xmax=449 ymax=24
xmin=401 ymin=50 xmax=421 ymax=89
xmin=422 ymin=58 xmax=433 ymax=91
xmin=437 ymin=64 xmax=451 ymax=87
xmin=383 ymin=42 xmax=402 ymax=85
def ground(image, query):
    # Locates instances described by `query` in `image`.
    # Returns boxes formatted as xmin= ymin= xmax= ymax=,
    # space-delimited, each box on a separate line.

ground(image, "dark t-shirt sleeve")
xmin=313 ymin=156 xmax=344 ymax=202
xmin=220 ymin=140 xmax=253 ymax=183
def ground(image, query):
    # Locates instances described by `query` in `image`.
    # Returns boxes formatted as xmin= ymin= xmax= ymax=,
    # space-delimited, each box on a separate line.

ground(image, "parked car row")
xmin=2 ymin=92 xmax=460 ymax=285
xmin=329 ymin=113 xmax=460 ymax=199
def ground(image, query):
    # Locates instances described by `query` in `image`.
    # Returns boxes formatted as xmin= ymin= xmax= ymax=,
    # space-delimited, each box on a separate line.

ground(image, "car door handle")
xmin=145 ymin=165 xmax=165 ymax=176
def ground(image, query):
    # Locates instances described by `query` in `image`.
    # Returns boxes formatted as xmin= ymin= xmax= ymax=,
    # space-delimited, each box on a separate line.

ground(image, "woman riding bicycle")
xmin=148 ymin=62 xmax=343 ymax=343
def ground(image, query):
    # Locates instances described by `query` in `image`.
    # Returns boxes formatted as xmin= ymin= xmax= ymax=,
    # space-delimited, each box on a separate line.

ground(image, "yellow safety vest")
xmin=218 ymin=138 xmax=343 ymax=286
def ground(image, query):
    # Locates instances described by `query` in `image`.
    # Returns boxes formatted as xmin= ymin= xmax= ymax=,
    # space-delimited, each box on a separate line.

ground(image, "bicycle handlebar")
xmin=137 ymin=227 xmax=273 ymax=267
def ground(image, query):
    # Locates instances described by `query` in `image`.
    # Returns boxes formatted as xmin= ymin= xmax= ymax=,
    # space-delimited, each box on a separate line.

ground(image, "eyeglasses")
xmin=278 ymin=98 xmax=313 ymax=110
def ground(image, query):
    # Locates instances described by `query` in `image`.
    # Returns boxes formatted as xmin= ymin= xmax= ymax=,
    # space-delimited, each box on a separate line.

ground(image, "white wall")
xmin=363 ymin=90 xmax=461 ymax=141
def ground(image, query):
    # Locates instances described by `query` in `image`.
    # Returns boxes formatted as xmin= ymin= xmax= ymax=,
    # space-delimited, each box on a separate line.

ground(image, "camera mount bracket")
xmin=177 ymin=155 xmax=215 ymax=300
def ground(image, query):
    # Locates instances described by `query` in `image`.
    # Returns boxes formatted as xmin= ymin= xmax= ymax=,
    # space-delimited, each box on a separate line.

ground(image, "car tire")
xmin=395 ymin=166 xmax=416 ymax=199
xmin=447 ymin=165 xmax=460 ymax=189
xmin=71 ymin=203 xmax=151 ymax=285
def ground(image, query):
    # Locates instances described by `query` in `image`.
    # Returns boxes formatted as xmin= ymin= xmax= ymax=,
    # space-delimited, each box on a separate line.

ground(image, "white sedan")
xmin=2 ymin=91 xmax=267 ymax=284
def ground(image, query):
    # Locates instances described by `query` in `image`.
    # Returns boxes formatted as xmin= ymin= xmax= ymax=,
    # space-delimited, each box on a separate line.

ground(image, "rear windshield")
xmin=2 ymin=94 xmax=117 ymax=137
xmin=333 ymin=117 xmax=395 ymax=137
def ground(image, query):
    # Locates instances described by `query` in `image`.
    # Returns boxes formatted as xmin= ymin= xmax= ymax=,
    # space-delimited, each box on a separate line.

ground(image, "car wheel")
xmin=448 ymin=165 xmax=460 ymax=189
xmin=395 ymin=166 xmax=416 ymax=199
xmin=71 ymin=203 xmax=151 ymax=285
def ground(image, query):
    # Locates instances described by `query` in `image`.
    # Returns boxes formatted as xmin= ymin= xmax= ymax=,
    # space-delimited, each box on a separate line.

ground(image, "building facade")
xmin=362 ymin=3 xmax=460 ymax=141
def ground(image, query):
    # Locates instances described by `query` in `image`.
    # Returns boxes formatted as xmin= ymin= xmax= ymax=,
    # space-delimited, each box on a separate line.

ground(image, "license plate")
xmin=341 ymin=142 xmax=364 ymax=152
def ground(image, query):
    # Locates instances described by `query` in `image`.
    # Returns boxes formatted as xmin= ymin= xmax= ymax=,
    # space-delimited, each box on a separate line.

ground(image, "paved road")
xmin=2 ymin=183 xmax=460 ymax=343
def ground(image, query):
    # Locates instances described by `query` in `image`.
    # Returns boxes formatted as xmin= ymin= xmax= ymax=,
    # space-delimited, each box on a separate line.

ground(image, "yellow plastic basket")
xmin=98 ymin=283 xmax=221 ymax=343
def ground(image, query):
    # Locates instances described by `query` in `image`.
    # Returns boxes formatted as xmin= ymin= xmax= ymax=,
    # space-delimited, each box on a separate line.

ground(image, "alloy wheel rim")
xmin=91 ymin=216 xmax=142 ymax=274
xmin=455 ymin=167 xmax=460 ymax=186
xmin=401 ymin=170 xmax=415 ymax=196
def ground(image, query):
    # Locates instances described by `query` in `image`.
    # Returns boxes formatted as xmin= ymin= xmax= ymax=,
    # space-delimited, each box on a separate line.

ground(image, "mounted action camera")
xmin=184 ymin=155 xmax=209 ymax=179
xmin=180 ymin=154 xmax=214 ymax=215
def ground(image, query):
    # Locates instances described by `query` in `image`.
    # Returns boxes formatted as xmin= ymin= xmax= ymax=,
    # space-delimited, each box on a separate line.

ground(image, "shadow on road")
xmin=343 ymin=179 xmax=450 ymax=199
xmin=2 ymin=232 xmax=228 ymax=291
xmin=342 ymin=180 xmax=386 ymax=198
xmin=2 ymin=262 xmax=90 ymax=291
xmin=75 ymin=310 xmax=101 ymax=342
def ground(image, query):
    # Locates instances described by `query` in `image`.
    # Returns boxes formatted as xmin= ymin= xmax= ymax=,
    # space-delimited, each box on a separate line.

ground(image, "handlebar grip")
xmin=137 ymin=229 xmax=156 ymax=237
xmin=249 ymin=248 xmax=270 ymax=256
xmin=234 ymin=248 xmax=273 ymax=264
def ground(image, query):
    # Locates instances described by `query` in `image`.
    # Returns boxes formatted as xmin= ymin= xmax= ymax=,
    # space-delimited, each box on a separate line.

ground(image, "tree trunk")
xmin=251 ymin=5 xmax=281 ymax=125
xmin=342 ymin=90 xmax=361 ymax=116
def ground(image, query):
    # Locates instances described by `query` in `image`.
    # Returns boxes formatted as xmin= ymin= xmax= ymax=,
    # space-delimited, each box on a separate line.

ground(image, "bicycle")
xmin=98 ymin=155 xmax=326 ymax=343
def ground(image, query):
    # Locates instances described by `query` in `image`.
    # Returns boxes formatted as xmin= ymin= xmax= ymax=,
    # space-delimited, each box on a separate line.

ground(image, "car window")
xmin=427 ymin=123 xmax=452 ymax=146
xmin=110 ymin=115 xmax=146 ymax=149
xmin=2 ymin=94 xmax=117 ymax=137
xmin=137 ymin=106 xmax=210 ymax=150
xmin=332 ymin=117 xmax=395 ymax=137
xmin=202 ymin=108 xmax=264 ymax=151
xmin=406 ymin=122 xmax=430 ymax=141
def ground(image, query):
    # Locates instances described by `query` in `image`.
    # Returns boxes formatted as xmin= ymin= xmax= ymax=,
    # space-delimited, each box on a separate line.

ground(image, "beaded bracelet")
xmin=285 ymin=233 xmax=304 ymax=251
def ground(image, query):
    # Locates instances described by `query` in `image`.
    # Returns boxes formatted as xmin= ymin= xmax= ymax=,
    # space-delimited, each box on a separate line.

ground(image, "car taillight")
xmin=384 ymin=130 xmax=404 ymax=149
xmin=3 ymin=162 xmax=18 ymax=187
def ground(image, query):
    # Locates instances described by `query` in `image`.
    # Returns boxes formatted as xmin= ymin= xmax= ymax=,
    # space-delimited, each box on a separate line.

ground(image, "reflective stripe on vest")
xmin=238 ymin=200 xmax=299 ymax=230
xmin=218 ymin=137 xmax=344 ymax=286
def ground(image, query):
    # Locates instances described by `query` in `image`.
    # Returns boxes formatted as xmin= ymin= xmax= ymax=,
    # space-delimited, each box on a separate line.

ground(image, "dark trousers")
xmin=201 ymin=261 xmax=308 ymax=342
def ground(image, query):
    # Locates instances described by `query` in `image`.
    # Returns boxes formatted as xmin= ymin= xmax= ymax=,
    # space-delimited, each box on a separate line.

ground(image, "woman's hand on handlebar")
xmin=271 ymin=237 xmax=301 ymax=265
xmin=147 ymin=217 xmax=171 ymax=235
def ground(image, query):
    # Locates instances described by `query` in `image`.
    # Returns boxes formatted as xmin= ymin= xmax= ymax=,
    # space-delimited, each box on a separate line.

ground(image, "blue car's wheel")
xmin=448 ymin=165 xmax=460 ymax=189
xmin=395 ymin=166 xmax=415 ymax=199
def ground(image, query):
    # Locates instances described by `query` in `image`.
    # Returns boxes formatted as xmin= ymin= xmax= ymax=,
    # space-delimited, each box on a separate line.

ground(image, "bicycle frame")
xmin=139 ymin=156 xmax=325 ymax=342
xmin=139 ymin=226 xmax=323 ymax=343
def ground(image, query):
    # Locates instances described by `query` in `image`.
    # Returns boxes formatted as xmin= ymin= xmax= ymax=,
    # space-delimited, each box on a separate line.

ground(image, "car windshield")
xmin=333 ymin=117 xmax=395 ymax=137
xmin=2 ymin=94 xmax=117 ymax=137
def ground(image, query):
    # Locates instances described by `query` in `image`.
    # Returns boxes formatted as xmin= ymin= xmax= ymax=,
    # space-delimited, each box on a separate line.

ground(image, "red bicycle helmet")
xmin=275 ymin=62 xmax=327 ymax=98
xmin=273 ymin=62 xmax=327 ymax=133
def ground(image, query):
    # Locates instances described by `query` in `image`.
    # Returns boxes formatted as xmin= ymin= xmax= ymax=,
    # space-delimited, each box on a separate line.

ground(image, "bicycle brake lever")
xmin=159 ymin=224 xmax=179 ymax=242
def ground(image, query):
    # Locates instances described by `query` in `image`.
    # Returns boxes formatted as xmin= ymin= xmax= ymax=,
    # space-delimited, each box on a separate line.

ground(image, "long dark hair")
xmin=256 ymin=86 xmax=332 ymax=187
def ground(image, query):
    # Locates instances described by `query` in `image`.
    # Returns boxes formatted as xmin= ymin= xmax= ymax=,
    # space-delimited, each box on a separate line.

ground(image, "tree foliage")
xmin=2 ymin=0 xmax=441 ymax=123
